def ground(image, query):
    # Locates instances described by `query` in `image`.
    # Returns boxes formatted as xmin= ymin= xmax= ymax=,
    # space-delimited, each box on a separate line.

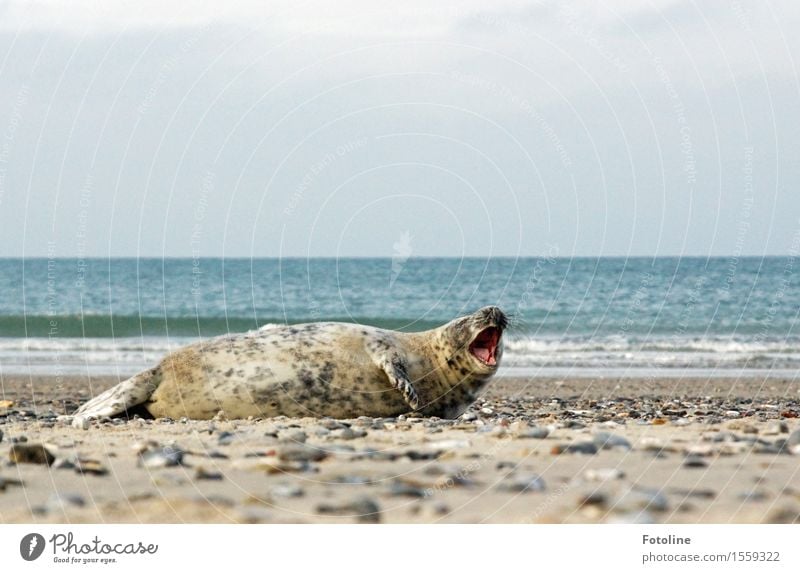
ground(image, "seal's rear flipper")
xmin=69 ymin=368 xmax=162 ymax=429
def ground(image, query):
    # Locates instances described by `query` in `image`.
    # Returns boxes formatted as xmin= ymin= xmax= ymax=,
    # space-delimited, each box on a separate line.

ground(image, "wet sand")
xmin=1 ymin=374 xmax=799 ymax=523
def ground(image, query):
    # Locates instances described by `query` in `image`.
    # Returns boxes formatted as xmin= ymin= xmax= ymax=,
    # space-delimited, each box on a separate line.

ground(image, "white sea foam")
xmin=1 ymin=334 xmax=799 ymax=377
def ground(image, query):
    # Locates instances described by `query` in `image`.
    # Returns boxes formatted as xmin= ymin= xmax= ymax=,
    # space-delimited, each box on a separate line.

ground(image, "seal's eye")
xmin=469 ymin=327 xmax=500 ymax=366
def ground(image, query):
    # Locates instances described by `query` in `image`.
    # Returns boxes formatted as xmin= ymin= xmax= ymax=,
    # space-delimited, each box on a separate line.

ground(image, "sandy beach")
xmin=1 ymin=374 xmax=799 ymax=524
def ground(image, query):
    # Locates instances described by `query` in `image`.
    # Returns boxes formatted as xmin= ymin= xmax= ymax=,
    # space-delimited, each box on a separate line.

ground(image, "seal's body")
xmin=71 ymin=306 xmax=507 ymax=426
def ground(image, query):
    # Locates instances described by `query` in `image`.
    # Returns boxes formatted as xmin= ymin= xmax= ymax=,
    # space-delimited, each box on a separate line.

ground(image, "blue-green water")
xmin=0 ymin=257 xmax=798 ymax=376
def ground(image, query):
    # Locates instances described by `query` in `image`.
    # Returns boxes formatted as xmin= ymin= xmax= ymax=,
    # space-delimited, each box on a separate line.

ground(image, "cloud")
xmin=0 ymin=1 xmax=706 ymax=36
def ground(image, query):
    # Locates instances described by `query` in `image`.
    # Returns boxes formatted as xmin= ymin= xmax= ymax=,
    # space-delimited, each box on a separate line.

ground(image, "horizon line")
xmin=0 ymin=254 xmax=789 ymax=260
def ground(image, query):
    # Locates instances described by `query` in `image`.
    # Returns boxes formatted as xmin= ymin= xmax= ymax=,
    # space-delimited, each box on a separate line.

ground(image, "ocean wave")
xmin=0 ymin=314 xmax=447 ymax=338
xmin=503 ymin=334 xmax=800 ymax=369
xmin=1 ymin=333 xmax=799 ymax=377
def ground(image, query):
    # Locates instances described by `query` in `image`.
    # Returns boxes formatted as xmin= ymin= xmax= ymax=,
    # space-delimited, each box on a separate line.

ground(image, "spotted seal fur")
xmin=70 ymin=306 xmax=507 ymax=426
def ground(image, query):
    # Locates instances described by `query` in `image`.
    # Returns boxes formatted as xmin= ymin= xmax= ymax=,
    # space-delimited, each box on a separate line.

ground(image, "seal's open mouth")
xmin=469 ymin=327 xmax=500 ymax=366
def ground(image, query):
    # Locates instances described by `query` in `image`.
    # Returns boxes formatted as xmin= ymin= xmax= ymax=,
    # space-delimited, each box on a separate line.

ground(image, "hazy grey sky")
xmin=0 ymin=0 xmax=798 ymax=257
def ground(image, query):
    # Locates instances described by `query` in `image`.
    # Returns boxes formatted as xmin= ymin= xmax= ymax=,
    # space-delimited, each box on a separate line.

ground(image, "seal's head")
xmin=442 ymin=305 xmax=508 ymax=374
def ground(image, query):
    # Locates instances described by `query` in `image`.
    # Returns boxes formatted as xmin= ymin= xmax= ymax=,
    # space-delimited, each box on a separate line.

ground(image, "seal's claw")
xmin=373 ymin=352 xmax=421 ymax=412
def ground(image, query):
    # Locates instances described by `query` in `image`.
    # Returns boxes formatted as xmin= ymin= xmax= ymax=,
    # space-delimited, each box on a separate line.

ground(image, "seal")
xmin=70 ymin=306 xmax=507 ymax=426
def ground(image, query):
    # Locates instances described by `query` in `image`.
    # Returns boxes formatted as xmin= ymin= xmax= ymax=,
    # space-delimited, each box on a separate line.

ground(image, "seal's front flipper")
xmin=374 ymin=353 xmax=419 ymax=411
xmin=69 ymin=368 xmax=162 ymax=429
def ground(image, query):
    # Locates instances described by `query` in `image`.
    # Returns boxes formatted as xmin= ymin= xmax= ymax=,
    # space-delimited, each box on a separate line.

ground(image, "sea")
xmin=0 ymin=257 xmax=798 ymax=379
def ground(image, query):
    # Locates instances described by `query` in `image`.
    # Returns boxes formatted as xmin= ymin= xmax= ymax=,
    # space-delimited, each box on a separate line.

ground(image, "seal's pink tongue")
xmin=469 ymin=327 xmax=499 ymax=365
xmin=473 ymin=346 xmax=494 ymax=365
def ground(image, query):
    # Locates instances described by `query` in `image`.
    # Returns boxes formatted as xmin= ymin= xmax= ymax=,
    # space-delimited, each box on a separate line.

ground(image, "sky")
xmin=0 ymin=0 xmax=798 ymax=258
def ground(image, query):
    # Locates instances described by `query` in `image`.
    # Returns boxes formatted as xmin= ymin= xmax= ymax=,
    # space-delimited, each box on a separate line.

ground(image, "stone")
xmin=593 ymin=432 xmax=632 ymax=451
xmin=277 ymin=444 xmax=328 ymax=462
xmin=551 ymin=441 xmax=598 ymax=455
xmin=683 ymin=456 xmax=708 ymax=468
xmin=615 ymin=487 xmax=669 ymax=513
xmin=271 ymin=483 xmax=304 ymax=498
xmin=45 ymin=492 xmax=86 ymax=513
xmin=316 ymin=497 xmax=382 ymax=523
xmin=8 ymin=444 xmax=55 ymax=465
xmin=74 ymin=459 xmax=109 ymax=476
xmin=786 ymin=429 xmax=800 ymax=455
xmin=584 ymin=468 xmax=625 ymax=481
xmin=497 ymin=472 xmax=546 ymax=492
xmin=0 ymin=475 xmax=23 ymax=491
xmin=278 ymin=429 xmax=307 ymax=443
xmin=194 ymin=466 xmax=224 ymax=480
xmin=138 ymin=445 xmax=185 ymax=468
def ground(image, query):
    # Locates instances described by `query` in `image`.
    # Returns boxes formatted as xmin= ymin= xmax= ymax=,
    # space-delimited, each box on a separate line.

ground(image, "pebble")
xmin=330 ymin=427 xmax=367 ymax=440
xmin=330 ymin=475 xmax=372 ymax=485
xmin=707 ymin=431 xmax=740 ymax=443
xmin=761 ymin=441 xmax=786 ymax=455
xmin=461 ymin=412 xmax=478 ymax=421
xmin=0 ymin=475 xmax=23 ymax=491
xmin=763 ymin=421 xmax=790 ymax=436
xmin=74 ymin=459 xmax=109 ymax=476
xmin=45 ymin=492 xmax=86 ymax=513
xmin=388 ymin=479 xmax=427 ymax=498
xmin=509 ymin=422 xmax=550 ymax=439
xmin=217 ymin=431 xmax=235 ymax=446
xmin=51 ymin=457 xmax=76 ymax=470
xmin=683 ymin=456 xmax=708 ymax=469
xmin=668 ymin=488 xmax=717 ymax=499
xmin=138 ymin=445 xmax=185 ymax=469
xmin=404 ymin=450 xmax=442 ymax=461
xmin=739 ymin=490 xmax=769 ymax=502
xmin=787 ymin=429 xmax=800 ymax=455
xmin=578 ymin=491 xmax=608 ymax=509
xmin=593 ymin=432 xmax=632 ymax=451
xmin=551 ymin=441 xmax=598 ymax=455
xmin=194 ymin=466 xmax=224 ymax=481
xmin=278 ymin=429 xmax=308 ymax=443
xmin=277 ymin=444 xmax=328 ymax=462
xmin=615 ymin=487 xmax=669 ymax=513
xmin=8 ymin=443 xmax=55 ymax=465
xmin=608 ymin=510 xmax=658 ymax=524
xmin=489 ymin=426 xmax=508 ymax=437
xmin=425 ymin=439 xmax=471 ymax=450
xmin=584 ymin=468 xmax=625 ymax=482
xmin=523 ymin=427 xmax=551 ymax=439
xmin=363 ymin=449 xmax=399 ymax=461
xmin=0 ymin=429 xmax=3 ymax=443
xmin=450 ymin=424 xmax=478 ymax=432
xmin=271 ymin=483 xmax=305 ymax=498
xmin=244 ymin=459 xmax=312 ymax=474
xmin=434 ymin=472 xmax=476 ymax=489
xmin=316 ymin=497 xmax=382 ymax=523
xmin=684 ymin=444 xmax=716 ymax=457
xmin=767 ymin=508 xmax=800 ymax=524
xmin=421 ymin=501 xmax=451 ymax=517
xmin=132 ymin=440 xmax=159 ymax=454
xmin=320 ymin=419 xmax=348 ymax=430
xmin=497 ymin=472 xmax=546 ymax=493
